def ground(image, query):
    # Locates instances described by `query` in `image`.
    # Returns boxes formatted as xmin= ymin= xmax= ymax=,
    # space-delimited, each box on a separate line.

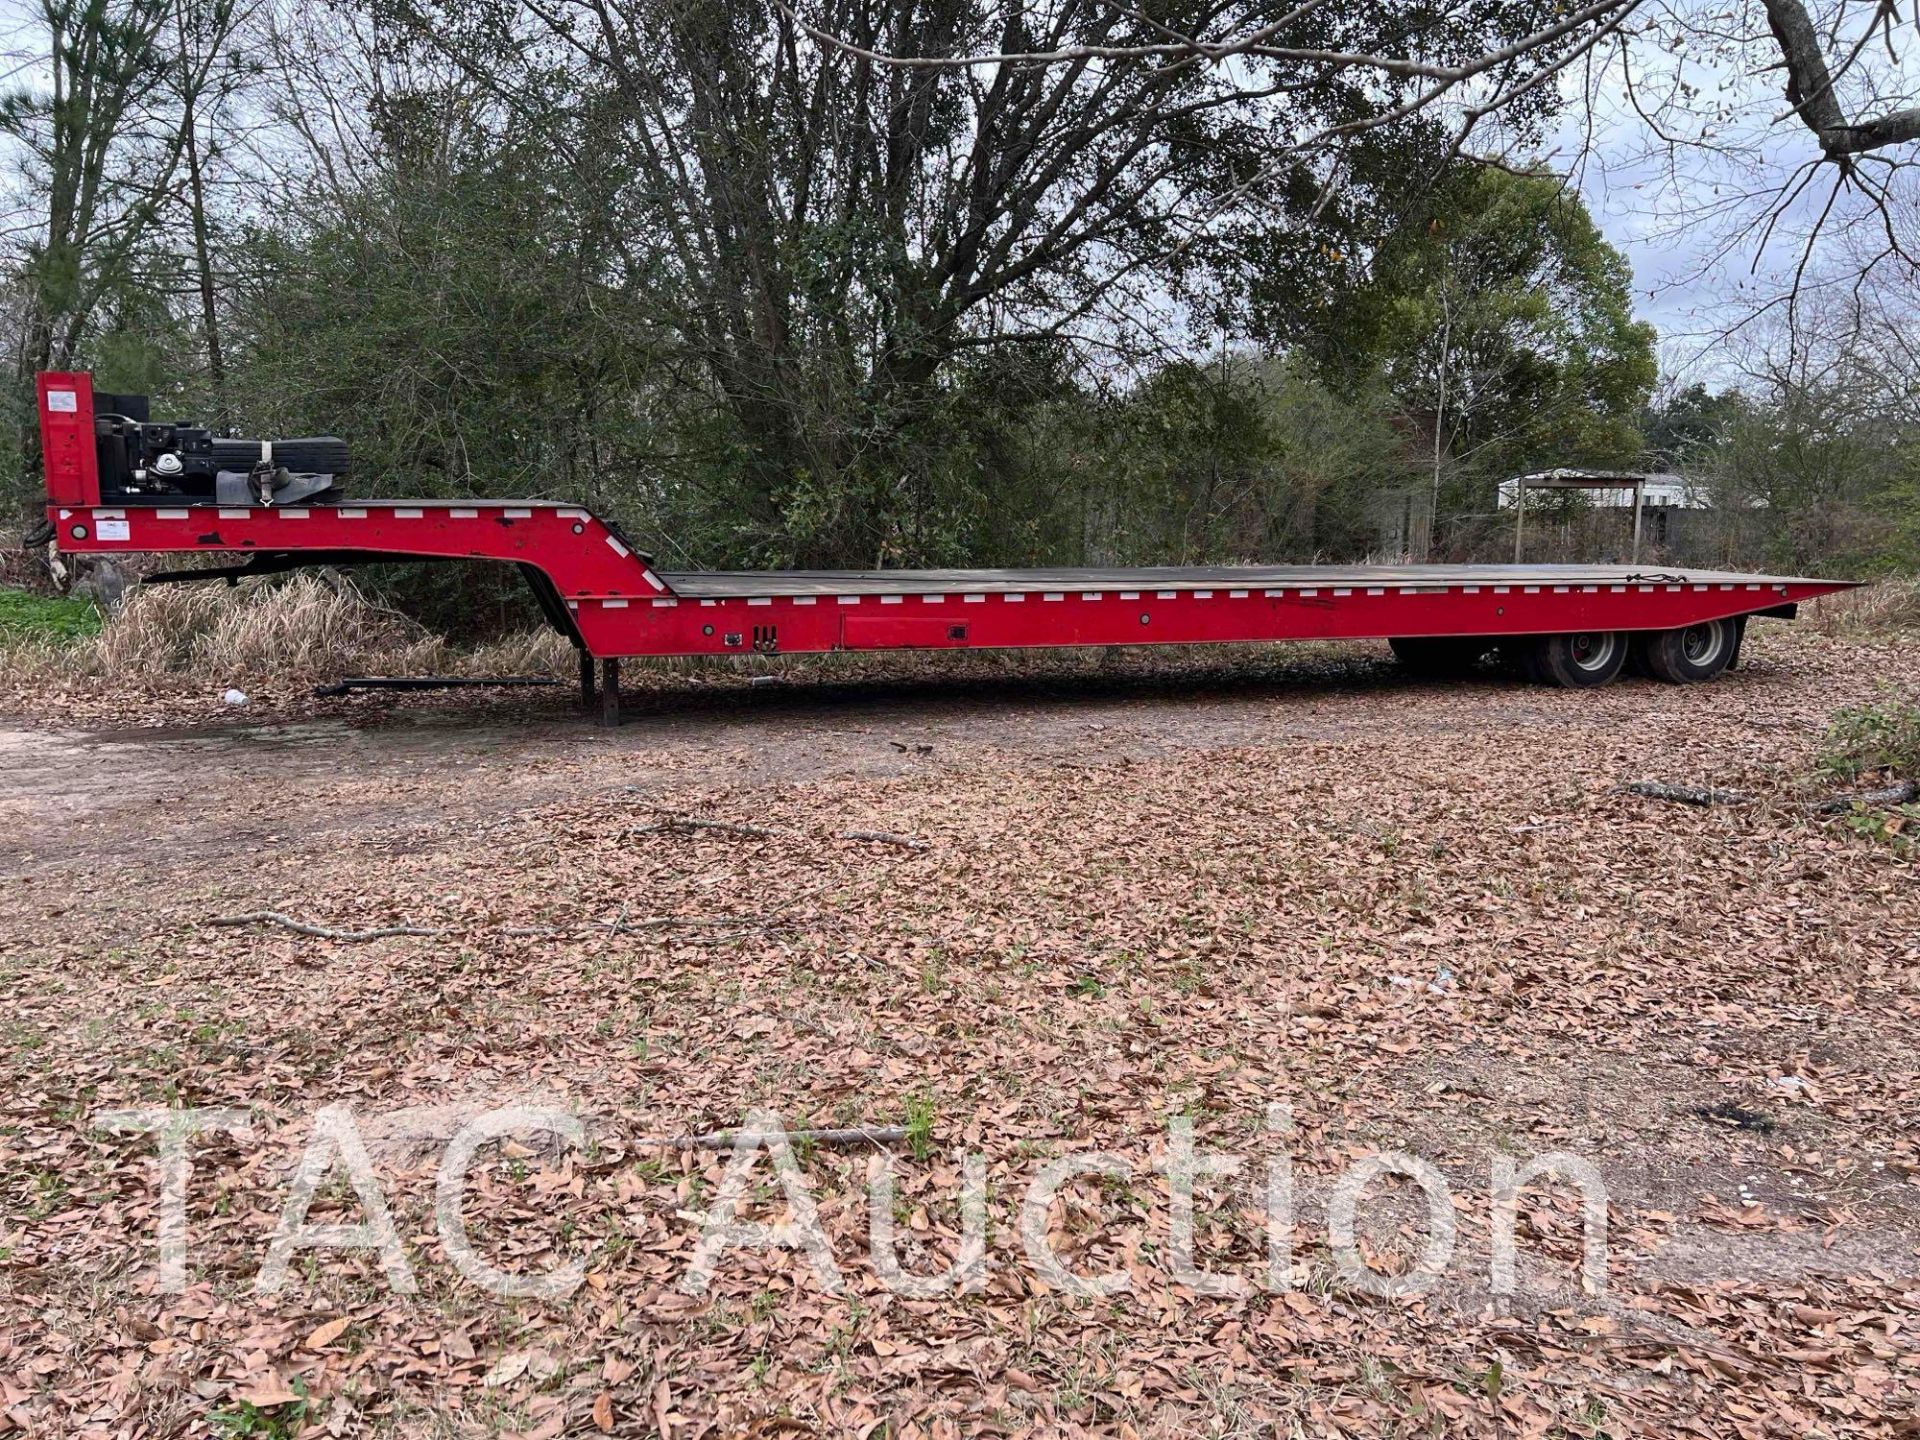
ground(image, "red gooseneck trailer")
xmin=35 ymin=371 xmax=1858 ymax=723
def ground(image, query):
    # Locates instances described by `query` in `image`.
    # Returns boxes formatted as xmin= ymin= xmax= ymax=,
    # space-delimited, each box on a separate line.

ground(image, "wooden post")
xmin=1630 ymin=478 xmax=1645 ymax=565
xmin=578 ymin=650 xmax=595 ymax=712
xmin=1512 ymin=476 xmax=1526 ymax=563
xmin=599 ymin=658 xmax=621 ymax=728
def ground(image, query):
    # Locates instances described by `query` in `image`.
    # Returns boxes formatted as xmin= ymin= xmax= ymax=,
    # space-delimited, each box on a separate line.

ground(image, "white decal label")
xmin=96 ymin=519 xmax=130 ymax=541
xmin=46 ymin=389 xmax=77 ymax=413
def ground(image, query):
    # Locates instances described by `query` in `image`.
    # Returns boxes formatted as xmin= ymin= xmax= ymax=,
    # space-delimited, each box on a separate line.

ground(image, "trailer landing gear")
xmin=579 ymin=653 xmax=623 ymax=726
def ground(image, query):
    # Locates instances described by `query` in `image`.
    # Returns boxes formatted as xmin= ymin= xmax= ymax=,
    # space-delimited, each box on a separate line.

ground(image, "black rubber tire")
xmin=1389 ymin=635 xmax=1494 ymax=676
xmin=1634 ymin=617 xmax=1737 ymax=684
xmin=212 ymin=436 xmax=350 ymax=475
xmin=1525 ymin=631 xmax=1628 ymax=688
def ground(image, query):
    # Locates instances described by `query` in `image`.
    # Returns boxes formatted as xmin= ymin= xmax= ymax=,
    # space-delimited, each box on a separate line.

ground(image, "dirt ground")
xmin=1 ymin=624 xmax=1917 ymax=1438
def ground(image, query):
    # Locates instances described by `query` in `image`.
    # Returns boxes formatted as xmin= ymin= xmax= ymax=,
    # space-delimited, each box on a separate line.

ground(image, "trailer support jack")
xmin=599 ymin=658 xmax=621 ymax=728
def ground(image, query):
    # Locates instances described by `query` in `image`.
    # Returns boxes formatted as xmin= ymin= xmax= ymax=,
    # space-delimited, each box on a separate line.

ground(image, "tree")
xmin=1316 ymin=166 xmax=1656 ymax=518
xmin=821 ymin=0 xmax=1920 ymax=328
xmin=1640 ymin=383 xmax=1750 ymax=471
xmin=364 ymin=0 xmax=1587 ymax=566
xmin=0 ymin=0 xmax=254 ymax=511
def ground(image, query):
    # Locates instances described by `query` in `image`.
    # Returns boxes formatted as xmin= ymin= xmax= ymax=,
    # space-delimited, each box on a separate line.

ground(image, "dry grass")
xmin=0 ymin=574 xmax=575 ymax=686
xmin=1811 ymin=575 xmax=1920 ymax=635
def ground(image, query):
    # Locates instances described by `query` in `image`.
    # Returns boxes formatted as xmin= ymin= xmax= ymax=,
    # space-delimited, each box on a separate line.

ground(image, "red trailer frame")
xmin=36 ymin=371 xmax=1858 ymax=721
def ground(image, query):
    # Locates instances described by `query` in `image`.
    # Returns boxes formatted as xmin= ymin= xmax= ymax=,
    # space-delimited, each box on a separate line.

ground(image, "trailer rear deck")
xmin=33 ymin=369 xmax=1861 ymax=723
xmin=660 ymin=563 xmax=1809 ymax=598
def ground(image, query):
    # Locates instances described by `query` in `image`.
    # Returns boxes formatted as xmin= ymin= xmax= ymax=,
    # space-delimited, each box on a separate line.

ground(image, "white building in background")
xmin=1495 ymin=470 xmax=1713 ymax=511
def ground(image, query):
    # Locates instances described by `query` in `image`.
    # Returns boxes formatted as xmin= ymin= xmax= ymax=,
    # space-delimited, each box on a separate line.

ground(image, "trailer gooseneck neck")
xmin=35 ymin=370 xmax=1860 ymax=724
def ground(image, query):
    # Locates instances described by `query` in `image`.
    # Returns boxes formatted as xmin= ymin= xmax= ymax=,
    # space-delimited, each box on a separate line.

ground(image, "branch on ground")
xmin=1618 ymin=778 xmax=1918 ymax=809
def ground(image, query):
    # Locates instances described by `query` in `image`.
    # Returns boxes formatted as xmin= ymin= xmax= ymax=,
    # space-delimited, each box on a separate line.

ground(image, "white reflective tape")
xmin=1263 ymin=589 xmax=1285 ymax=598
xmin=92 ymin=508 xmax=126 ymax=519
xmin=1300 ymin=588 xmax=1319 ymax=598
xmin=451 ymin=507 xmax=478 ymax=519
xmin=922 ymin=594 xmax=945 ymax=603
xmin=652 ymin=598 xmax=677 ymax=608
xmin=1121 ymin=591 xmax=1141 ymax=600
xmin=881 ymin=595 xmax=903 ymax=605
xmin=218 ymin=508 xmax=249 ymax=519
xmin=395 ymin=508 xmax=423 ymax=519
xmin=963 ymin=594 xmax=986 ymax=604
xmin=1080 ymin=592 xmax=1103 ymax=601
xmin=558 ymin=509 xmax=588 ymax=520
xmin=701 ymin=599 xmax=718 ymax=607
xmin=838 ymin=596 xmax=860 ymax=605
xmin=1493 ymin=586 xmax=1510 ymax=594
xmin=1194 ymin=590 xmax=1214 ymax=599
xmin=158 ymin=509 xmax=188 ymax=520
xmin=642 ymin=570 xmax=666 ymax=591
xmin=1524 ymin=586 xmax=1541 ymax=594
xmin=1005 ymin=593 xmax=1027 ymax=603
xmin=1462 ymin=585 xmax=1480 ymax=594
xmin=1745 ymin=583 xmax=1760 ymax=591
xmin=1229 ymin=589 xmax=1248 ymax=599
xmin=1333 ymin=588 xmax=1353 ymax=597
xmin=1365 ymin=587 xmax=1385 ymax=596
xmin=604 ymin=599 xmax=629 ymax=609
xmin=1043 ymin=592 xmax=1065 ymax=601
xmin=1555 ymin=586 xmax=1572 ymax=594
xmin=795 ymin=596 xmax=817 ymax=606
xmin=1155 ymin=590 xmax=1176 ymax=600
xmin=605 ymin=535 xmax=629 ymax=558
xmin=339 ymin=508 xmax=367 ymax=519
xmin=505 ymin=508 xmax=532 ymax=519
xmin=748 ymin=597 xmax=772 ymax=607
xmin=279 ymin=509 xmax=309 ymax=519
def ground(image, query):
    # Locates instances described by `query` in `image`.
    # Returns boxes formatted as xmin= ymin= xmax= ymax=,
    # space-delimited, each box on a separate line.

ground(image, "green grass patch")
xmin=0 ymin=587 xmax=100 ymax=644
xmin=1821 ymin=698 xmax=1920 ymax=781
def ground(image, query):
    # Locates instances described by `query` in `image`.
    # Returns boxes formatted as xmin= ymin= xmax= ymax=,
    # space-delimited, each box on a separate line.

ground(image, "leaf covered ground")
xmin=1 ymin=626 xmax=1917 ymax=1438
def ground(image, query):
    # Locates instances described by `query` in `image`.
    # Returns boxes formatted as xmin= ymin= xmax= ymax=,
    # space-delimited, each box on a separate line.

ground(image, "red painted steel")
xmin=37 ymin=372 xmax=100 ymax=507
xmin=38 ymin=371 xmax=1859 ymax=662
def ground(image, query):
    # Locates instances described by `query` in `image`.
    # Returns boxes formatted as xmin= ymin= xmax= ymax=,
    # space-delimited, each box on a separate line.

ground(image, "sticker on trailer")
xmin=96 ymin=518 xmax=130 ymax=541
xmin=45 ymin=389 xmax=78 ymax=413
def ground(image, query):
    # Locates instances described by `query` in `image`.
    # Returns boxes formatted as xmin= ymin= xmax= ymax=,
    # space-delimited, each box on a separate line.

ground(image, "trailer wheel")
xmin=1527 ymin=631 xmax=1627 ymax=688
xmin=1389 ymin=636 xmax=1493 ymax=676
xmin=1635 ymin=618 xmax=1736 ymax=684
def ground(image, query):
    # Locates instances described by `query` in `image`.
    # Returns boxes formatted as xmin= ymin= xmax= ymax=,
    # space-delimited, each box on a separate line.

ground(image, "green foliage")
xmin=902 ymin=1091 xmax=937 ymax=1163
xmin=208 ymin=1379 xmax=310 ymax=1439
xmin=1315 ymin=165 xmax=1657 ymax=521
xmin=1820 ymin=700 xmax=1920 ymax=781
xmin=1836 ymin=803 xmax=1920 ymax=858
xmin=1707 ymin=375 xmax=1920 ymax=574
xmin=1642 ymin=383 xmax=1750 ymax=470
xmin=0 ymin=587 xmax=101 ymax=644
xmin=1084 ymin=355 xmax=1418 ymax=563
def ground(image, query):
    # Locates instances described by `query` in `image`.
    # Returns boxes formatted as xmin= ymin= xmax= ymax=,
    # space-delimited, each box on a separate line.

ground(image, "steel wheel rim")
xmin=1680 ymin=622 xmax=1723 ymax=666
xmin=1569 ymin=632 xmax=1618 ymax=671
